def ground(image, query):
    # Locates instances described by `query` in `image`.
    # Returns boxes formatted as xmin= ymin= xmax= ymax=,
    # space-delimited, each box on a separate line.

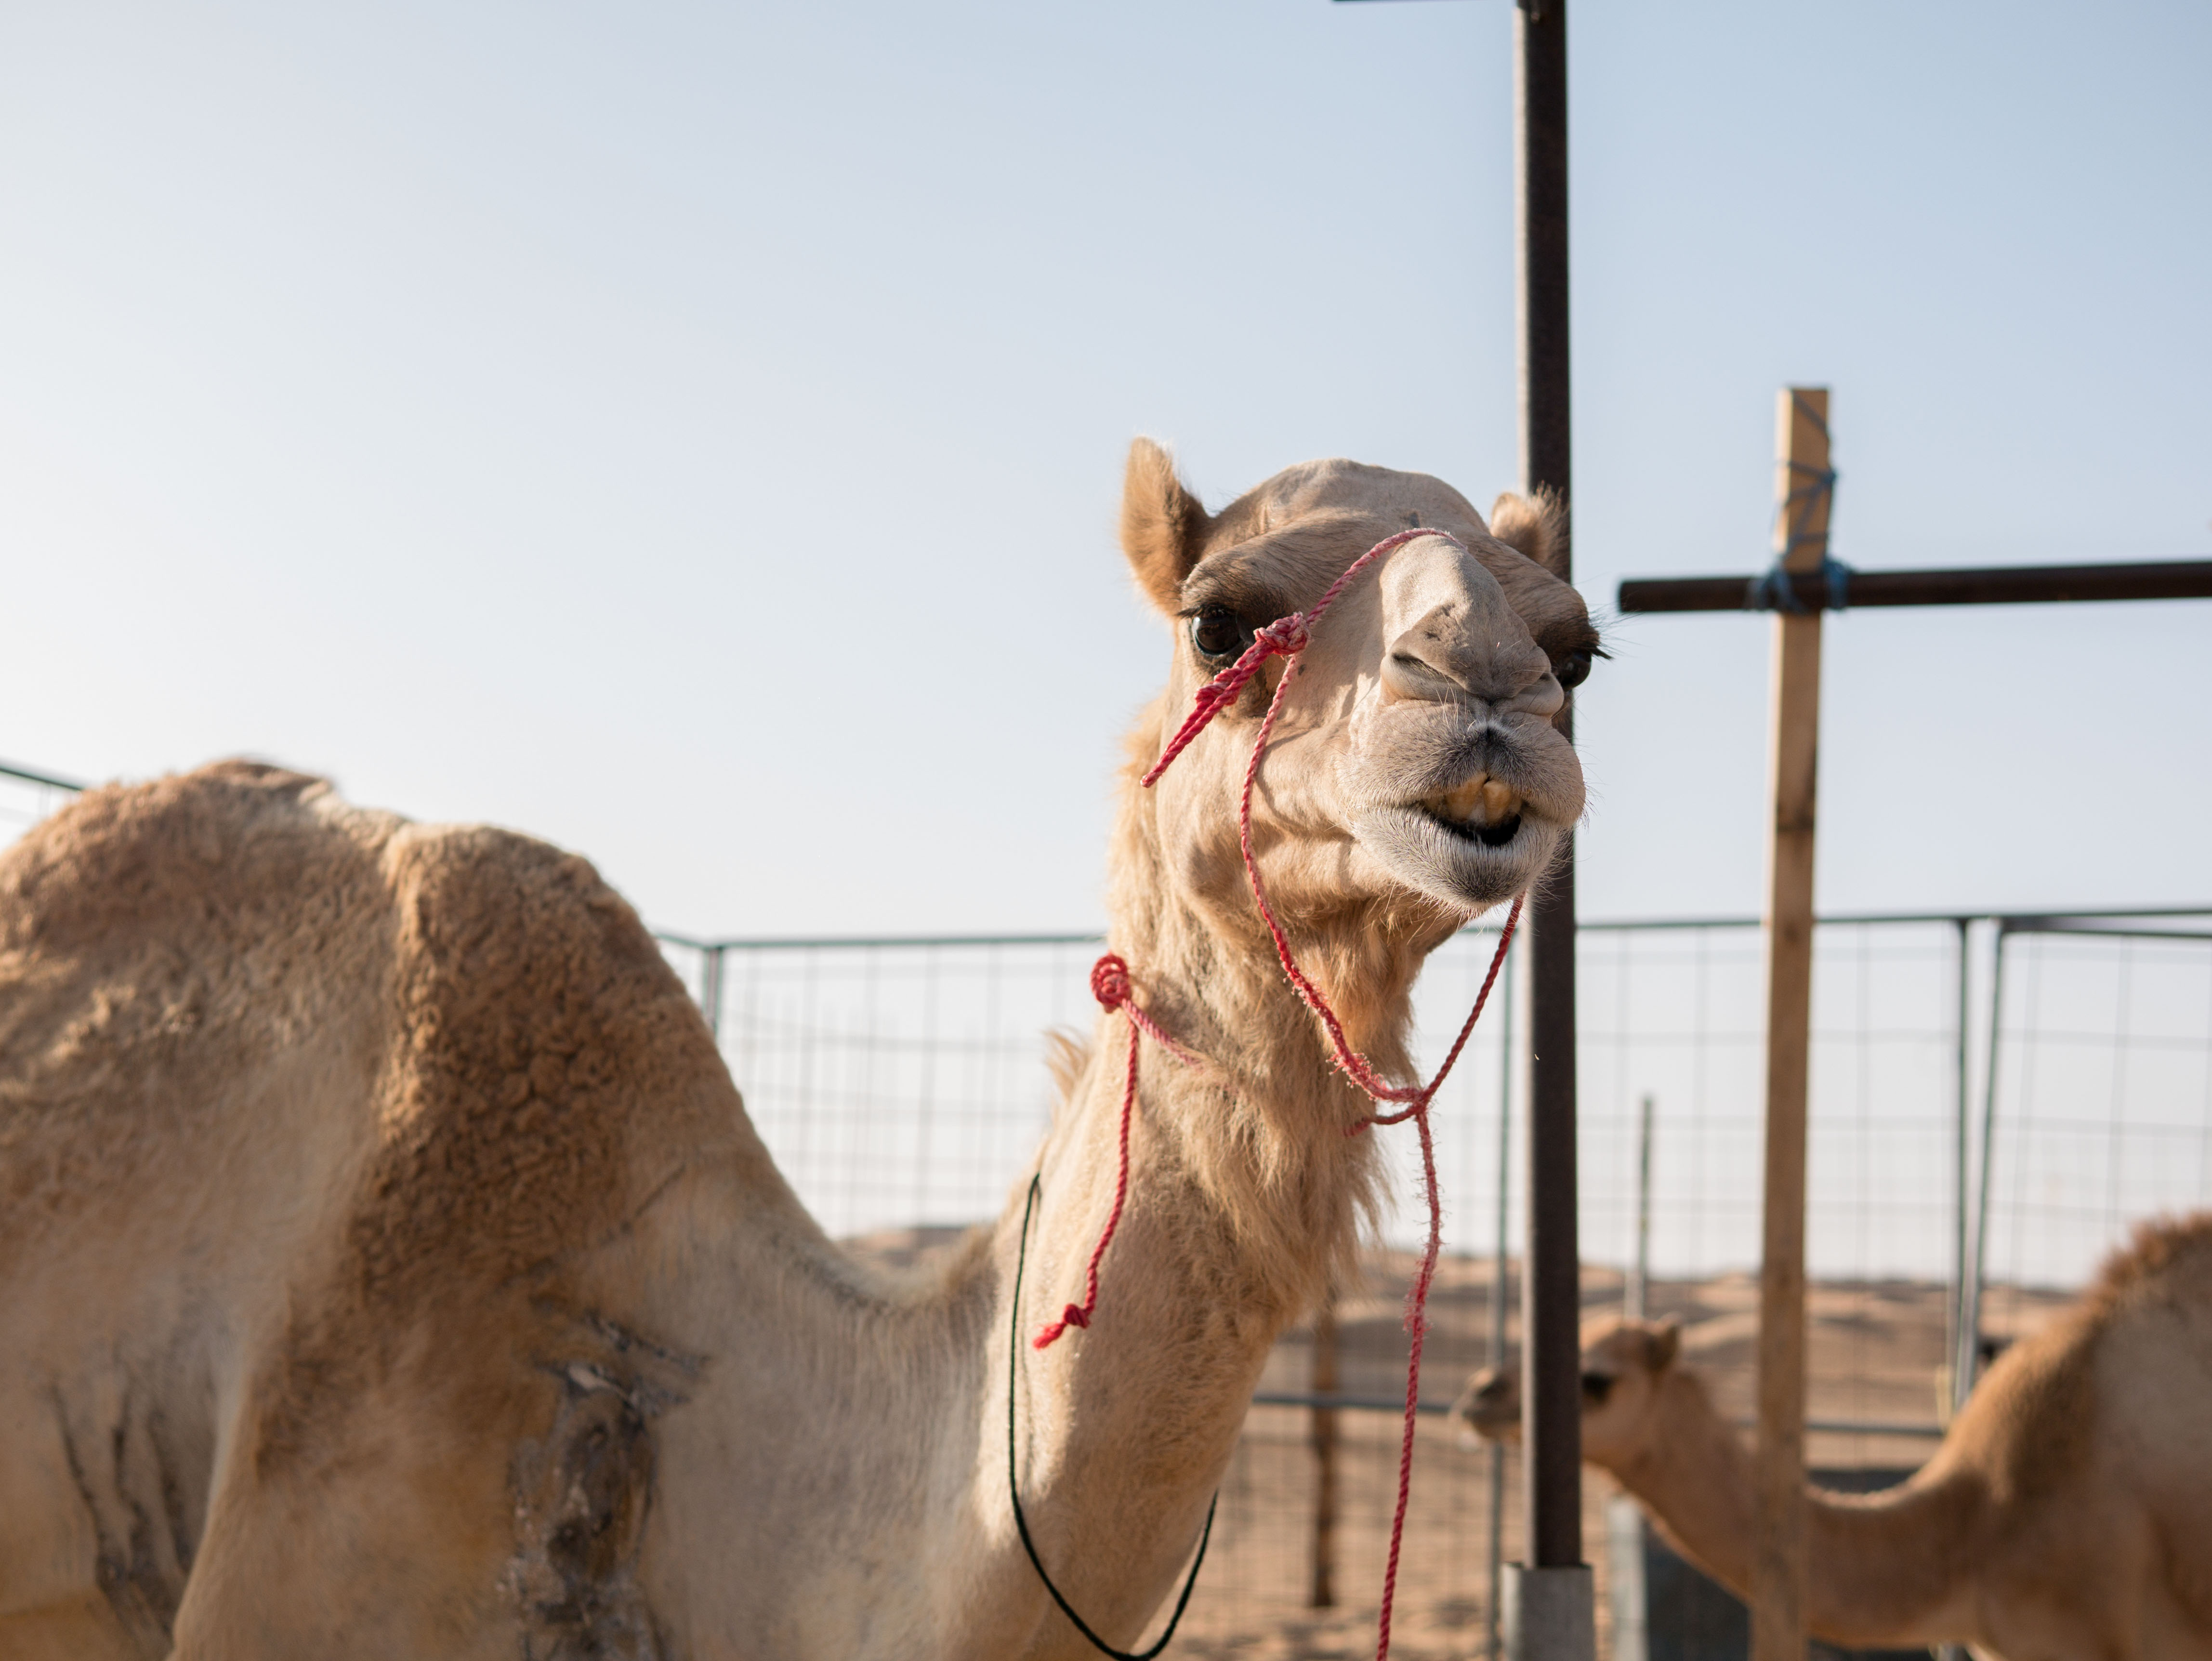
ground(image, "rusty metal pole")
xmin=1505 ymin=2 xmax=1594 ymax=1659
xmin=1627 ymin=1092 xmax=1654 ymax=1322
xmin=1487 ymin=946 xmax=1517 ymax=1661
xmin=700 ymin=943 xmax=725 ymax=1042
xmin=1309 ymin=1295 xmax=1340 ymax=1609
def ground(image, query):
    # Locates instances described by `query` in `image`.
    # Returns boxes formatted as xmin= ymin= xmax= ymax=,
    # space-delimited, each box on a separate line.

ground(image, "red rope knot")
xmin=1090 ymin=953 xmax=1132 ymax=1011
xmin=1034 ymin=1303 xmax=1090 ymax=1349
xmin=1188 ymin=680 xmax=1238 ymax=720
xmin=1142 ymin=620 xmax=1308 ymax=789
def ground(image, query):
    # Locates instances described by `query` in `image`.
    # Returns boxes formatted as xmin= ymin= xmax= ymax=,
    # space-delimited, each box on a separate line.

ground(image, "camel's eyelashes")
xmin=1188 ymin=606 xmax=1256 ymax=663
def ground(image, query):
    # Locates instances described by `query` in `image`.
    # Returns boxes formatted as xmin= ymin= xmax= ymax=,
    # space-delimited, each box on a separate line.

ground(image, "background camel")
xmin=1458 ymin=1216 xmax=2212 ymax=1661
xmin=0 ymin=439 xmax=1599 ymax=1659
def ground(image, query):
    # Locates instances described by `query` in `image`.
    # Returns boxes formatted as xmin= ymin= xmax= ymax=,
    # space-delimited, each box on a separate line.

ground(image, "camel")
xmin=1457 ymin=1216 xmax=2212 ymax=1661
xmin=0 ymin=440 xmax=1599 ymax=1659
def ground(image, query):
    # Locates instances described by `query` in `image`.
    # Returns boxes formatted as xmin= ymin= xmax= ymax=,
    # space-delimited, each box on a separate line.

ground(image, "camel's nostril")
xmin=1383 ymin=650 xmax=1466 ymax=704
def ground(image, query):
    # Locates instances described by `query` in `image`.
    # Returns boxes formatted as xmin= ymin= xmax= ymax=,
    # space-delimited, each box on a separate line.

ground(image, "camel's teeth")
xmin=1425 ymin=773 xmax=1525 ymax=827
xmin=1433 ymin=774 xmax=1489 ymax=823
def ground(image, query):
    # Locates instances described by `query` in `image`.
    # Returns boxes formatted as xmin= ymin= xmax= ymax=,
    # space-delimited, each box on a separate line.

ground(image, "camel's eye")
xmin=1554 ymin=649 xmax=1594 ymax=690
xmin=1189 ymin=606 xmax=1255 ymax=662
xmin=1580 ymin=1371 xmax=1616 ymax=1404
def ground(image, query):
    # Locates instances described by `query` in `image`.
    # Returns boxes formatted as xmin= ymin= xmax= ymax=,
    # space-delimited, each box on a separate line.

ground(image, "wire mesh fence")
xmin=658 ymin=932 xmax=1109 ymax=1239
xmin=1971 ymin=918 xmax=2212 ymax=1358
xmin=7 ymin=773 xmax=2210 ymax=1655
xmin=659 ymin=914 xmax=2212 ymax=1303
xmin=658 ymin=910 xmax=2212 ymax=1655
xmin=0 ymin=761 xmax=82 ymax=846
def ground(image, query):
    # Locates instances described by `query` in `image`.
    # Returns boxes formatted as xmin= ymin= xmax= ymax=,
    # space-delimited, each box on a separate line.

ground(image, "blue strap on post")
xmin=1746 ymin=549 xmax=1854 ymax=613
xmin=1747 ymin=394 xmax=1848 ymax=611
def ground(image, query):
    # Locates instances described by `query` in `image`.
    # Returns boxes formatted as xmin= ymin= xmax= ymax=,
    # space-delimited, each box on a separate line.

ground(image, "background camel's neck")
xmin=1610 ymin=1370 xmax=1984 ymax=1649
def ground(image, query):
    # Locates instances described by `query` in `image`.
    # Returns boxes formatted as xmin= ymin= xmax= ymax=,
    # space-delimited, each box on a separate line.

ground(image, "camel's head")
xmin=1452 ymin=1318 xmax=1683 ymax=1469
xmin=1120 ymin=441 xmax=1597 ymax=938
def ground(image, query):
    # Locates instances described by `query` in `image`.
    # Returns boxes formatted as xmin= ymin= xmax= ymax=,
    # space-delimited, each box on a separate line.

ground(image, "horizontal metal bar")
xmin=1798 ymin=1418 xmax=1945 ymax=1440
xmin=1996 ymin=916 xmax=2212 ymax=943
xmin=657 ymin=930 xmax=1112 ymax=952
xmin=1584 ymin=903 xmax=2212 ymax=933
xmin=1250 ymin=1391 xmax=1455 ymax=1415
xmin=1246 ymin=1393 xmax=1947 ymax=1440
xmin=0 ymin=760 xmax=88 ymax=792
xmin=1619 ymin=559 xmax=2212 ymax=615
xmin=1719 ymin=1416 xmax=1949 ymax=1441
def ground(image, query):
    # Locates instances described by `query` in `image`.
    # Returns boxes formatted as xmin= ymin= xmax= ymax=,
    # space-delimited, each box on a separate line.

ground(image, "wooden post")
xmin=1751 ymin=386 xmax=1830 ymax=1661
xmin=1612 ymin=407 xmax=2212 ymax=1661
xmin=1308 ymin=1294 xmax=1339 ymax=1608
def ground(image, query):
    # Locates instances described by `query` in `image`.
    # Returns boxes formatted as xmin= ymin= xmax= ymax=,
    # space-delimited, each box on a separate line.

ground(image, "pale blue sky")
xmin=5 ymin=0 xmax=2207 ymax=936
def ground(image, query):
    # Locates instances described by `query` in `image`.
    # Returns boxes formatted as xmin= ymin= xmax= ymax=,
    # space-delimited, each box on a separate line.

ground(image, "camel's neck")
xmin=968 ymin=759 xmax=1415 ymax=1647
xmin=1033 ymin=881 xmax=1391 ymax=1341
xmin=1609 ymin=1371 xmax=1985 ymax=1649
xmin=639 ymin=722 xmax=1468 ymax=1652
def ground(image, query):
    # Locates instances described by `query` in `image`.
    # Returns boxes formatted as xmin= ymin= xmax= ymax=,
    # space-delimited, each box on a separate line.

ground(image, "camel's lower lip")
xmin=1352 ymin=803 xmax=1558 ymax=913
xmin=1418 ymin=803 xmax=1524 ymax=849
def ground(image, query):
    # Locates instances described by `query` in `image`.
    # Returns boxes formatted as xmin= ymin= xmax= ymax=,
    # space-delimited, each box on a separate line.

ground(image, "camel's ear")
xmin=1646 ymin=1318 xmax=1682 ymax=1373
xmin=1120 ymin=437 xmax=1211 ymax=615
xmin=1489 ymin=487 xmax=1568 ymax=580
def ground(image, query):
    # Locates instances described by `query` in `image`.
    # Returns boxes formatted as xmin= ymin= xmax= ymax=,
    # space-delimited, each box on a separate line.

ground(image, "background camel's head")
xmin=1452 ymin=1318 xmax=1683 ymax=1467
xmin=1120 ymin=440 xmax=1597 ymax=940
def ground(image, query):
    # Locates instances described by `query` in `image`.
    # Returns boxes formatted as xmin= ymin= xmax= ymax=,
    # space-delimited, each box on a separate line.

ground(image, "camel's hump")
xmin=0 ymin=759 xmax=355 ymax=950
xmin=2090 ymin=1211 xmax=2212 ymax=1312
xmin=0 ymin=760 xmax=748 ymax=1296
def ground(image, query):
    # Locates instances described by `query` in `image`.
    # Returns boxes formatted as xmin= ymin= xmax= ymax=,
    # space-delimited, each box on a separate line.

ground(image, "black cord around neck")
xmin=1007 ymin=1174 xmax=1215 ymax=1661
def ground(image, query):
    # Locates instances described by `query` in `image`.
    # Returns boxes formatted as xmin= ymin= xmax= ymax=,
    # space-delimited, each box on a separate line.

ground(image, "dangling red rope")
xmin=1033 ymin=956 xmax=1200 ymax=1349
xmin=1033 ymin=527 xmax=1531 ymax=1661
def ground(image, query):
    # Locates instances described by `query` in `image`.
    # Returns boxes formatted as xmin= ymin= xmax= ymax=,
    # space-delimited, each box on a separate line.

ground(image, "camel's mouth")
xmin=1337 ymin=700 xmax=1581 ymax=916
xmin=1416 ymin=773 xmax=1526 ymax=848
xmin=1452 ymin=1370 xmax=1523 ymax=1443
xmin=1352 ymin=802 xmax=1557 ymax=914
xmin=1352 ymin=763 xmax=1559 ymax=913
xmin=1426 ymin=807 xmax=1524 ymax=849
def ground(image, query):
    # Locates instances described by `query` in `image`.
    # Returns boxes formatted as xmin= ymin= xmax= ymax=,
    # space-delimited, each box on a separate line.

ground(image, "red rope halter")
xmin=1035 ymin=527 xmax=1528 ymax=1661
xmin=1030 ymin=954 xmax=1201 ymax=1349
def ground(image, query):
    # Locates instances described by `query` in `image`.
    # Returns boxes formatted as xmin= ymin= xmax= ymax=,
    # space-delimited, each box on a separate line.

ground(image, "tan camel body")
xmin=0 ymin=443 xmax=1598 ymax=1659
xmin=1459 ymin=1218 xmax=2212 ymax=1661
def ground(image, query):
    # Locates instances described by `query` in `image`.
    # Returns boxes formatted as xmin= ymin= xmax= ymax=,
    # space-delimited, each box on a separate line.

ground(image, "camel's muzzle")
xmin=1340 ymin=692 xmax=1583 ymax=914
xmin=1453 ymin=1367 xmax=1523 ymax=1441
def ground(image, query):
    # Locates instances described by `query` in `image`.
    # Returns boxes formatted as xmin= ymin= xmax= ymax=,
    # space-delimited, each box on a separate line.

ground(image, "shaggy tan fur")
xmin=1458 ymin=1216 xmax=2212 ymax=1661
xmin=1 ymin=442 xmax=1594 ymax=1659
xmin=1487 ymin=486 xmax=1566 ymax=578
